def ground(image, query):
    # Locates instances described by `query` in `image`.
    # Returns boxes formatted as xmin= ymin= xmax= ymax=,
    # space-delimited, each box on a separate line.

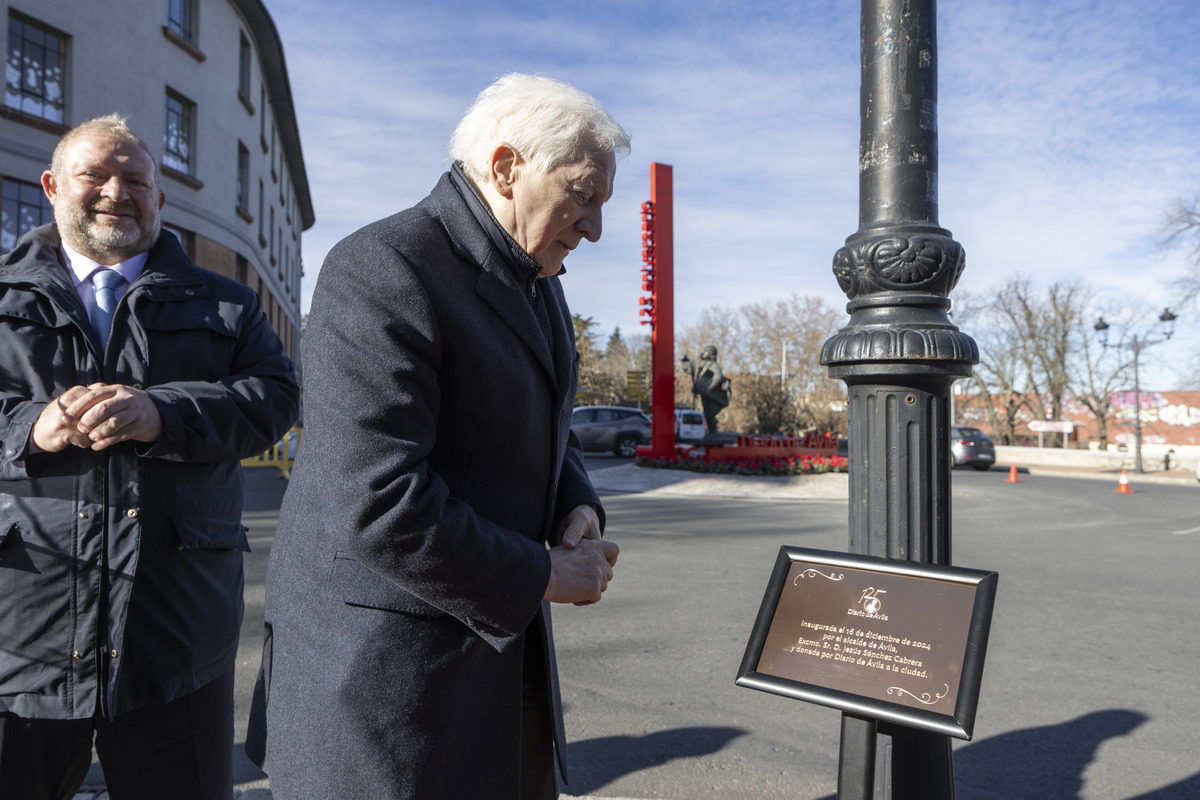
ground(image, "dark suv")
xmin=950 ymin=425 xmax=995 ymax=470
xmin=571 ymin=406 xmax=652 ymax=458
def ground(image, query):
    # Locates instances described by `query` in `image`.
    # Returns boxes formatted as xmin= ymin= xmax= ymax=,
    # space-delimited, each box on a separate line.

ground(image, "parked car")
xmin=571 ymin=406 xmax=652 ymax=457
xmin=950 ymin=425 xmax=995 ymax=470
xmin=675 ymin=409 xmax=706 ymax=442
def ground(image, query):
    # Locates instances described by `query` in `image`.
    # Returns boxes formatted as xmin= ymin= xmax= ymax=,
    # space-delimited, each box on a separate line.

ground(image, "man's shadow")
xmin=564 ymin=710 xmax=1200 ymax=799
xmin=565 ymin=726 xmax=745 ymax=795
xmin=811 ymin=709 xmax=1200 ymax=800
xmin=953 ymin=709 xmax=1200 ymax=800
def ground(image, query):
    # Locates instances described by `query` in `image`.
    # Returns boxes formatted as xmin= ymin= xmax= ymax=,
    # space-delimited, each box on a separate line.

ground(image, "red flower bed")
xmin=636 ymin=453 xmax=848 ymax=476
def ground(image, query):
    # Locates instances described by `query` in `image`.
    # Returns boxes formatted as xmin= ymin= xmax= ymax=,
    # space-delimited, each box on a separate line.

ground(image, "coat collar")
xmin=432 ymin=172 xmax=571 ymax=389
xmin=0 ymin=225 xmax=210 ymax=352
xmin=2 ymin=224 xmax=202 ymax=289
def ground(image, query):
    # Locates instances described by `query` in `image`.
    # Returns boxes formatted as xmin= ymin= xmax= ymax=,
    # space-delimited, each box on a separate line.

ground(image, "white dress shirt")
xmin=60 ymin=241 xmax=149 ymax=318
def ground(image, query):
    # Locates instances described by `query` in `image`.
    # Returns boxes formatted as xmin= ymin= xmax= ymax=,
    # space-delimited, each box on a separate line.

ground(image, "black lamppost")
xmin=820 ymin=1 xmax=976 ymax=797
xmin=1093 ymin=308 xmax=1177 ymax=474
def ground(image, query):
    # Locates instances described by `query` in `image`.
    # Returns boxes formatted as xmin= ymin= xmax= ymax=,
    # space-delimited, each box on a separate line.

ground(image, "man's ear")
xmin=40 ymin=171 xmax=58 ymax=204
xmin=488 ymin=144 xmax=519 ymax=199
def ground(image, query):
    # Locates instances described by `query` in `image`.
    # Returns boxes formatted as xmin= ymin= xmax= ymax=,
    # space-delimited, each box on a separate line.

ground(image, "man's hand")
xmin=31 ymin=383 xmax=164 ymax=453
xmin=544 ymin=538 xmax=619 ymax=606
xmin=555 ymin=503 xmax=602 ymax=548
xmin=69 ymin=383 xmax=163 ymax=450
xmin=30 ymin=386 xmax=97 ymax=453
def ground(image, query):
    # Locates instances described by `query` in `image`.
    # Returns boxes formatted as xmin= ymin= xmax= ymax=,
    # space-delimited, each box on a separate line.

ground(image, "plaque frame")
xmin=736 ymin=546 xmax=997 ymax=740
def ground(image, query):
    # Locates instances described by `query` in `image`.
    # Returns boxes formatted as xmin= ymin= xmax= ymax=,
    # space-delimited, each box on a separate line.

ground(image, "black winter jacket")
xmin=0 ymin=225 xmax=299 ymax=719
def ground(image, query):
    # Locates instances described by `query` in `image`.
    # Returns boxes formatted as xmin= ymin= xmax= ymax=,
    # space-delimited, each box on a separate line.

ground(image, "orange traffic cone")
xmin=1006 ymin=464 xmax=1019 ymax=483
xmin=1114 ymin=469 xmax=1133 ymax=494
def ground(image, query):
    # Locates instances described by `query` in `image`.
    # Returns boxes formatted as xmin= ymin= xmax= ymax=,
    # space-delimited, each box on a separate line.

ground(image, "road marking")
xmin=1171 ymin=526 xmax=1200 ymax=536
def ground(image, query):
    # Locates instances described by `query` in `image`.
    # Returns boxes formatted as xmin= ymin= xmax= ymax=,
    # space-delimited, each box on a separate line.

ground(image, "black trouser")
xmin=0 ymin=670 xmax=235 ymax=800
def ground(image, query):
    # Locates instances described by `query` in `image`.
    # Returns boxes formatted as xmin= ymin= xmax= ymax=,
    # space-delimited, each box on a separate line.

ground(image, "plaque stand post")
xmin=820 ymin=1 xmax=977 ymax=797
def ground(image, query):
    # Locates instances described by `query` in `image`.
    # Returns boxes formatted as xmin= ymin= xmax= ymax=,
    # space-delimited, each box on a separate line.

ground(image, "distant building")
xmin=1 ymin=0 xmax=313 ymax=361
xmin=956 ymin=391 xmax=1200 ymax=448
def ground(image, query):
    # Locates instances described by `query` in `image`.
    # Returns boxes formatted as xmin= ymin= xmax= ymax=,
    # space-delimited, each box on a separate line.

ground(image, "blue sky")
xmin=269 ymin=0 xmax=1200 ymax=384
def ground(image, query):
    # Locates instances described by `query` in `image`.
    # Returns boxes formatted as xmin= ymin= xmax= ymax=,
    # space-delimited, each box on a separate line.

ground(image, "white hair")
xmin=449 ymin=73 xmax=630 ymax=182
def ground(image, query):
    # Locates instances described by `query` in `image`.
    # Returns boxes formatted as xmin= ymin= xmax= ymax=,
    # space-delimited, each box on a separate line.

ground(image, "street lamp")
xmin=1093 ymin=308 xmax=1177 ymax=474
xmin=680 ymin=354 xmax=695 ymax=409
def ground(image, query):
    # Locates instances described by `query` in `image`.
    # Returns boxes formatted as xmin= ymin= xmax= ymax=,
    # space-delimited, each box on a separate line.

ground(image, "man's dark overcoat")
xmin=0 ymin=225 xmax=299 ymax=720
xmin=250 ymin=173 xmax=603 ymax=798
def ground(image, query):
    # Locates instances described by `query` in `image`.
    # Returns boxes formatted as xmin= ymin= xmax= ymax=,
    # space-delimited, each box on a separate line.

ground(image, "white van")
xmin=675 ymin=409 xmax=706 ymax=442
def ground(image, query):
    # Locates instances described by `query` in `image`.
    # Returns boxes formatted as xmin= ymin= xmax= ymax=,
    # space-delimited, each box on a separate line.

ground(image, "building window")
xmin=164 ymin=89 xmax=195 ymax=175
xmin=236 ymin=142 xmax=250 ymax=210
xmin=1 ymin=176 xmax=54 ymax=251
xmin=166 ymin=0 xmax=196 ymax=44
xmin=259 ymin=88 xmax=267 ymax=151
xmin=5 ymin=13 xmax=67 ymax=125
xmin=238 ymin=32 xmax=252 ymax=105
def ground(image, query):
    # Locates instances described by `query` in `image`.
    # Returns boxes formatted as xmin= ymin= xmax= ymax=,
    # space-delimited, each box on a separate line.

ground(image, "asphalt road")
xmin=553 ymin=466 xmax=1200 ymax=800
xmin=154 ymin=461 xmax=1200 ymax=798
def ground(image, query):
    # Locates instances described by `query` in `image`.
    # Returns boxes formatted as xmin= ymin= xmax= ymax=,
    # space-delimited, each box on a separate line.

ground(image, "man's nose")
xmin=579 ymin=208 xmax=602 ymax=243
xmin=99 ymin=176 xmax=130 ymax=200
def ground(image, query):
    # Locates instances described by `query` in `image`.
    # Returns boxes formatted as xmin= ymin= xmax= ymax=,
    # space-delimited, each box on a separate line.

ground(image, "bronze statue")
xmin=688 ymin=345 xmax=730 ymax=435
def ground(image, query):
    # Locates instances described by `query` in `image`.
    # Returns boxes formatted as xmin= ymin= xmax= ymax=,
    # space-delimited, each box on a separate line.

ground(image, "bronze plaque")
xmin=737 ymin=547 xmax=997 ymax=740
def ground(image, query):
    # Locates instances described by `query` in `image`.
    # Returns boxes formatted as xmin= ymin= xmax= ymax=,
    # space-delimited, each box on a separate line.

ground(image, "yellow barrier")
xmin=241 ymin=426 xmax=301 ymax=479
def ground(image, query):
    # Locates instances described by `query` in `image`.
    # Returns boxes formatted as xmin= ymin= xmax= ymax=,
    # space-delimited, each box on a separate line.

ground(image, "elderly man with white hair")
xmin=248 ymin=74 xmax=628 ymax=799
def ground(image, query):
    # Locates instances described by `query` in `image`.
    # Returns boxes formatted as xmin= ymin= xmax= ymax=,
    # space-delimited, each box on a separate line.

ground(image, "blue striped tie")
xmin=91 ymin=269 xmax=123 ymax=349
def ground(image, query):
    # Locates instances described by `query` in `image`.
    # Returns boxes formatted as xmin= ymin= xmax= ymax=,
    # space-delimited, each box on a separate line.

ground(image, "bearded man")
xmin=0 ymin=114 xmax=300 ymax=800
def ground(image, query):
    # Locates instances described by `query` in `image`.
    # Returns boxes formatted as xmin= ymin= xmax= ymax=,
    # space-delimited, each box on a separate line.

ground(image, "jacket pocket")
xmin=136 ymin=302 xmax=239 ymax=383
xmin=326 ymin=551 xmax=444 ymax=618
xmin=170 ymin=515 xmax=250 ymax=551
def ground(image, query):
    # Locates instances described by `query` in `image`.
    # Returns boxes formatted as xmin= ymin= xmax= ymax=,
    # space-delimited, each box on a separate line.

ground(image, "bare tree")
xmin=951 ymin=290 xmax=1036 ymax=444
xmin=679 ymin=294 xmax=844 ymax=434
xmin=742 ymin=376 xmax=798 ymax=435
xmin=996 ymin=278 xmax=1090 ymax=432
xmin=1163 ymin=197 xmax=1200 ymax=303
xmin=1070 ymin=314 xmax=1131 ymax=450
xmin=958 ymin=282 xmax=1145 ymax=449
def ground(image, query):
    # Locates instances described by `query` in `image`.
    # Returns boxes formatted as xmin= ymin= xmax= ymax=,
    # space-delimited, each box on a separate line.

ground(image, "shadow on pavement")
xmin=234 ymin=740 xmax=268 ymax=784
xmin=953 ymin=709 xmax=1145 ymax=798
xmin=565 ymin=726 xmax=745 ymax=795
xmin=812 ymin=709 xmax=1200 ymax=799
